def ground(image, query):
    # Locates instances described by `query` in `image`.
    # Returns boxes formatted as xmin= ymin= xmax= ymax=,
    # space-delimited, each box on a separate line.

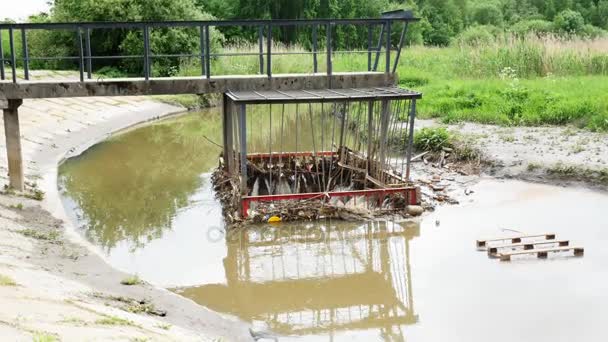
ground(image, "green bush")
xmin=510 ymin=20 xmax=554 ymax=36
xmin=454 ymin=25 xmax=498 ymax=46
xmin=554 ymin=10 xmax=585 ymax=34
xmin=414 ymin=127 xmax=452 ymax=152
xmin=471 ymin=3 xmax=503 ymax=26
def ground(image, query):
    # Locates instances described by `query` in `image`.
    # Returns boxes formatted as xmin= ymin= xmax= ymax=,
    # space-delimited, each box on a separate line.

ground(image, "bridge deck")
xmin=0 ymin=72 xmax=394 ymax=100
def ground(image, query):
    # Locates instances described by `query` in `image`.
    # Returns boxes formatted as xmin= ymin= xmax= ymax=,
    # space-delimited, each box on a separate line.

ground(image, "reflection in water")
xmin=177 ymin=220 xmax=420 ymax=340
xmin=58 ymin=112 xmax=223 ymax=250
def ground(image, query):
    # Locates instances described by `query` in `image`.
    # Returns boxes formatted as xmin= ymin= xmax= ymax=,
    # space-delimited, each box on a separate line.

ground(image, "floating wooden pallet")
xmin=476 ymin=232 xmax=584 ymax=262
xmin=476 ymin=233 xmax=556 ymax=248
xmin=498 ymin=246 xmax=584 ymax=261
xmin=487 ymin=240 xmax=570 ymax=256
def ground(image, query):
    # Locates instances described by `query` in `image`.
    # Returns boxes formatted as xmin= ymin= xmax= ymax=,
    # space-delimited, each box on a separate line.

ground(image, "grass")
xmin=9 ymin=203 xmax=23 ymax=210
xmin=155 ymin=323 xmax=171 ymax=330
xmin=174 ymin=35 xmax=608 ymax=132
xmin=0 ymin=274 xmax=17 ymax=286
xmin=95 ymin=315 xmax=136 ymax=326
xmin=32 ymin=333 xmax=58 ymax=342
xmin=547 ymin=162 xmax=608 ymax=185
xmin=120 ymin=275 xmax=142 ymax=286
xmin=19 ymin=228 xmax=60 ymax=241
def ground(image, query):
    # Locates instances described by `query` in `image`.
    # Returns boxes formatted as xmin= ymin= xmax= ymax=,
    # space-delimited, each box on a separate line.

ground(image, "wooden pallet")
xmin=498 ymin=246 xmax=584 ymax=261
xmin=476 ymin=233 xmax=556 ymax=248
xmin=487 ymin=240 xmax=570 ymax=256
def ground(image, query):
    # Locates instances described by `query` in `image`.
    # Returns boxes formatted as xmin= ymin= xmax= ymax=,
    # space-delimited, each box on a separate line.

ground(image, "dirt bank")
xmin=0 ymin=95 xmax=252 ymax=341
xmin=416 ymin=119 xmax=608 ymax=191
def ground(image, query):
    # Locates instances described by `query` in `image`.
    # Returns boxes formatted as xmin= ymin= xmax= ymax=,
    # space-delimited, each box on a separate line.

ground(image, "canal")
xmin=58 ymin=110 xmax=608 ymax=341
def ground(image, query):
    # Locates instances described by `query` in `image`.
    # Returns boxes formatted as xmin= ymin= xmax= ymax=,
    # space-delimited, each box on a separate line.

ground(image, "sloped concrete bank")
xmin=0 ymin=96 xmax=251 ymax=341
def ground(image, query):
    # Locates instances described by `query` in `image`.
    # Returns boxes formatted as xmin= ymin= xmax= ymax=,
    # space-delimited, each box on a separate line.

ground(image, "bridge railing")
xmin=0 ymin=10 xmax=418 ymax=83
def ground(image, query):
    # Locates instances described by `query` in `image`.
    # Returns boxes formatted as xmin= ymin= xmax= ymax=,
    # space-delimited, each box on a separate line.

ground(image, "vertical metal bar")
xmin=392 ymin=23 xmax=408 ymax=74
xmin=199 ymin=25 xmax=206 ymax=77
xmin=338 ymin=102 xmax=347 ymax=150
xmin=204 ymin=25 xmax=211 ymax=78
xmin=385 ymin=20 xmax=391 ymax=74
xmin=366 ymin=101 xmax=374 ymax=186
xmin=258 ymin=26 xmax=264 ymax=74
xmin=373 ymin=24 xmax=384 ymax=71
xmin=9 ymin=28 xmax=17 ymax=83
xmin=312 ymin=24 xmax=318 ymax=73
xmin=239 ymin=104 xmax=248 ymax=195
xmin=379 ymin=100 xmax=390 ymax=182
xmin=0 ymin=29 xmax=5 ymax=80
xmin=367 ymin=25 xmax=373 ymax=72
xmin=20 ymin=29 xmax=29 ymax=80
xmin=77 ymin=27 xmax=84 ymax=82
xmin=85 ymin=28 xmax=92 ymax=79
xmin=405 ymin=99 xmax=417 ymax=180
xmin=266 ymin=25 xmax=272 ymax=78
xmin=143 ymin=25 xmax=150 ymax=80
xmin=326 ymin=23 xmax=332 ymax=78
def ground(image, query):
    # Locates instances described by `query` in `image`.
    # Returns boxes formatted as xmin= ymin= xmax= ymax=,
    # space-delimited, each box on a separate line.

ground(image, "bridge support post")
xmin=222 ymin=94 xmax=234 ymax=174
xmin=2 ymin=99 xmax=24 ymax=191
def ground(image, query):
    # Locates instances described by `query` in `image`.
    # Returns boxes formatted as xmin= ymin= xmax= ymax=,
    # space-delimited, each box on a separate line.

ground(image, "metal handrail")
xmin=0 ymin=13 xmax=418 ymax=83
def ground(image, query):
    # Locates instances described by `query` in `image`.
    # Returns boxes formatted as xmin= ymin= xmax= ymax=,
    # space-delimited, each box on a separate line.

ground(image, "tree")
xmin=471 ymin=3 xmax=503 ymax=26
xmin=554 ymin=9 xmax=585 ymax=34
xmin=31 ymin=0 xmax=222 ymax=75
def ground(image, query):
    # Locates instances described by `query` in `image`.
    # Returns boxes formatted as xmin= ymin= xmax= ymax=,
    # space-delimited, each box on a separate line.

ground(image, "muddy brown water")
xmin=58 ymin=111 xmax=608 ymax=341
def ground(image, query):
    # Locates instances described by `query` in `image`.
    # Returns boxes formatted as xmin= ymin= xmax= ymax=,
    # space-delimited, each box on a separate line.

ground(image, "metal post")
xmin=143 ymin=25 xmax=150 ymax=80
xmin=367 ymin=25 xmax=373 ymax=72
xmin=20 ymin=29 xmax=29 ymax=81
xmin=239 ymin=104 xmax=248 ymax=195
xmin=9 ymin=28 xmax=16 ymax=83
xmin=204 ymin=25 xmax=211 ymax=78
xmin=266 ymin=25 xmax=272 ymax=78
xmin=223 ymin=94 xmax=234 ymax=173
xmin=367 ymin=100 xmax=374 ymax=175
xmin=405 ymin=99 xmax=416 ymax=180
xmin=258 ymin=26 xmax=264 ymax=74
xmin=77 ymin=27 xmax=84 ymax=82
xmin=372 ymin=24 xmax=384 ymax=71
xmin=0 ymin=29 xmax=5 ymax=80
xmin=3 ymin=99 xmax=24 ymax=191
xmin=199 ymin=25 xmax=206 ymax=76
xmin=326 ymin=23 xmax=332 ymax=78
xmin=385 ymin=20 xmax=391 ymax=74
xmin=312 ymin=25 xmax=318 ymax=73
xmin=392 ymin=23 xmax=408 ymax=74
xmin=85 ymin=28 xmax=92 ymax=79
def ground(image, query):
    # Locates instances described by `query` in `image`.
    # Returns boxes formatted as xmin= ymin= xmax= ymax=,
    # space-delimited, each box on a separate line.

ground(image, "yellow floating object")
xmin=268 ymin=216 xmax=282 ymax=223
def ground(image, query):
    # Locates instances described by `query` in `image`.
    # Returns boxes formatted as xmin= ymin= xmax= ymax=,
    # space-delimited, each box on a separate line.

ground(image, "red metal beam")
xmin=246 ymin=151 xmax=337 ymax=160
xmin=241 ymin=187 xmax=418 ymax=218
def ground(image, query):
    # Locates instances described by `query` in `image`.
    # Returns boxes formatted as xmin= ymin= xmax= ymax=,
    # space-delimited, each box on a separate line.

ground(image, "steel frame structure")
xmin=0 ymin=10 xmax=418 ymax=83
xmin=222 ymin=87 xmax=422 ymax=218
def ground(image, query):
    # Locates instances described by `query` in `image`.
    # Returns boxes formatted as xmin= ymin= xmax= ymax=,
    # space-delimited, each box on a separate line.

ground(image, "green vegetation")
xmin=120 ymin=275 xmax=142 ymax=286
xmin=414 ymin=127 xmax=452 ymax=151
xmin=9 ymin=203 xmax=24 ymax=210
xmin=547 ymin=162 xmax=608 ymax=184
xmin=95 ymin=315 xmax=136 ymax=326
xmin=0 ymin=274 xmax=17 ymax=286
xmin=32 ymin=333 xmax=58 ymax=342
xmin=19 ymin=228 xmax=61 ymax=242
xmin=412 ymin=127 xmax=482 ymax=161
xmin=4 ymin=0 xmax=608 ymax=131
xmin=155 ymin=323 xmax=172 ymax=330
